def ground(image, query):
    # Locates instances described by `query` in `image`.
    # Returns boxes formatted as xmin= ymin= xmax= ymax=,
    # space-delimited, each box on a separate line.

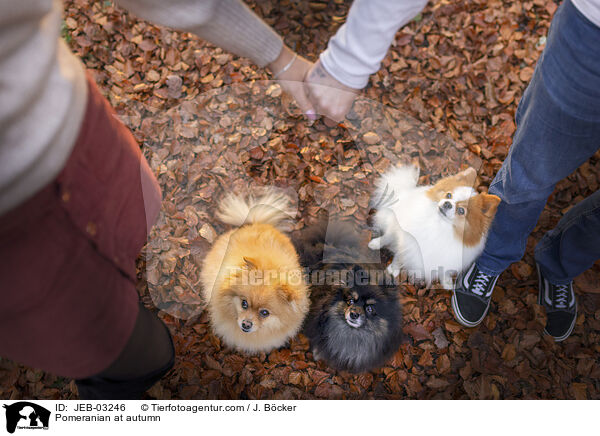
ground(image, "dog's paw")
xmin=311 ymin=347 xmax=322 ymax=361
xmin=440 ymin=277 xmax=454 ymax=290
xmin=386 ymin=263 xmax=401 ymax=277
xmin=368 ymin=237 xmax=382 ymax=250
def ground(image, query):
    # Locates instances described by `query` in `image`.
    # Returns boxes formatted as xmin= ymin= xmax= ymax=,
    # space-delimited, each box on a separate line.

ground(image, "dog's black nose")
xmin=442 ymin=201 xmax=452 ymax=210
xmin=349 ymin=311 xmax=360 ymax=320
xmin=241 ymin=320 xmax=253 ymax=332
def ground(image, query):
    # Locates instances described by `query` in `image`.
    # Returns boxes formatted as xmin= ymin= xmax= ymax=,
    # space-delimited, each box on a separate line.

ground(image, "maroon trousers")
xmin=0 ymin=74 xmax=161 ymax=379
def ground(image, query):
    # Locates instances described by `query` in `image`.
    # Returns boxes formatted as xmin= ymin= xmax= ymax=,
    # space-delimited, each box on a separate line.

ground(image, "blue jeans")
xmin=476 ymin=0 xmax=600 ymax=284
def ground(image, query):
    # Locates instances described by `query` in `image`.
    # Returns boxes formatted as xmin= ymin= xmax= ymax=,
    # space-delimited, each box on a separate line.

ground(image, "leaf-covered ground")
xmin=2 ymin=0 xmax=600 ymax=400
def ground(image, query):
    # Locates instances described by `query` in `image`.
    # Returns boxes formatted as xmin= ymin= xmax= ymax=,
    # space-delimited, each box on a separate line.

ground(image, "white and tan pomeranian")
xmin=368 ymin=165 xmax=500 ymax=288
xmin=200 ymin=188 xmax=310 ymax=353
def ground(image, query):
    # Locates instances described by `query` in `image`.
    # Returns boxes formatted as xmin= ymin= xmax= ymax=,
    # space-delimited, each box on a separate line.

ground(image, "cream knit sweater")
xmin=0 ymin=0 xmax=283 ymax=214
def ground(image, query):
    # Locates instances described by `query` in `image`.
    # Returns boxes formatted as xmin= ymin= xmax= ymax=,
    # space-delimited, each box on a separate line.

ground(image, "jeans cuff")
xmin=474 ymin=260 xmax=504 ymax=277
xmin=534 ymin=258 xmax=573 ymax=286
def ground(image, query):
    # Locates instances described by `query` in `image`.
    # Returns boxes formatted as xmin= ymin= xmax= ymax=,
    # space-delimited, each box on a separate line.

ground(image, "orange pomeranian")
xmin=200 ymin=189 xmax=309 ymax=353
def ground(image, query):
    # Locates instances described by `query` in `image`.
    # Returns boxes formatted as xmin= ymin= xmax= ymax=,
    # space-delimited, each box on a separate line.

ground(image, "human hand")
xmin=267 ymin=45 xmax=316 ymax=118
xmin=304 ymin=59 xmax=359 ymax=122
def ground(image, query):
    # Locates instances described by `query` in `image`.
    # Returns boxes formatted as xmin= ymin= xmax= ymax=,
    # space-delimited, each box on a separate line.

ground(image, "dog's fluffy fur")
xmin=369 ymin=165 xmax=500 ymax=288
xmin=200 ymin=189 xmax=310 ymax=353
xmin=295 ymin=221 xmax=403 ymax=373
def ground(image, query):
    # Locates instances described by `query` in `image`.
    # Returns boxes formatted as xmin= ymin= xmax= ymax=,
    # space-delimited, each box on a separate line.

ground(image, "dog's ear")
xmin=219 ymin=286 xmax=238 ymax=300
xmin=457 ymin=167 xmax=479 ymax=186
xmin=243 ymin=257 xmax=257 ymax=269
xmin=480 ymin=194 xmax=501 ymax=216
xmin=278 ymin=284 xmax=298 ymax=304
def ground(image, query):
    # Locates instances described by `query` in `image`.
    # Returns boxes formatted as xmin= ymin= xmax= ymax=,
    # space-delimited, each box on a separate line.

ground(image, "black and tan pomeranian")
xmin=294 ymin=220 xmax=403 ymax=373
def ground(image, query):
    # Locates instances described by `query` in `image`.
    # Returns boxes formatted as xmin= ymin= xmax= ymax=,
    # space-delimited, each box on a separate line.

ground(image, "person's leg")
xmin=75 ymin=303 xmax=175 ymax=400
xmin=0 ymin=71 xmax=167 ymax=394
xmin=452 ymin=0 xmax=600 ymax=327
xmin=477 ymin=1 xmax=600 ymax=275
xmin=531 ymin=191 xmax=600 ymax=340
xmin=535 ymin=190 xmax=600 ymax=284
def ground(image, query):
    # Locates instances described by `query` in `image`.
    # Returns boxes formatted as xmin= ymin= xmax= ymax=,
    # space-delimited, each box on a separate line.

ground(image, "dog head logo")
xmin=3 ymin=402 xmax=50 ymax=433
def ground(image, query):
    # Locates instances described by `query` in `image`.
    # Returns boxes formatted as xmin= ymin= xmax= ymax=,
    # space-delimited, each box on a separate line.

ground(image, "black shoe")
xmin=452 ymin=263 xmax=499 ymax=327
xmin=536 ymin=263 xmax=577 ymax=342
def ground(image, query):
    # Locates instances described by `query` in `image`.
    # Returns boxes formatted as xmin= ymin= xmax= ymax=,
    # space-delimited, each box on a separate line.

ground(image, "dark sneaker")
xmin=536 ymin=264 xmax=577 ymax=342
xmin=452 ymin=263 xmax=499 ymax=327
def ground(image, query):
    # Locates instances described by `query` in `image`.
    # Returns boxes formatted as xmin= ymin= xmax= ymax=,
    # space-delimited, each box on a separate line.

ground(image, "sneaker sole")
xmin=536 ymin=263 xmax=577 ymax=342
xmin=451 ymin=291 xmax=491 ymax=328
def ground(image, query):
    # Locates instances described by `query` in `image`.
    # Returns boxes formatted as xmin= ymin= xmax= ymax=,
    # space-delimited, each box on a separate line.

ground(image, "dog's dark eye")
xmin=365 ymin=305 xmax=375 ymax=315
xmin=241 ymin=299 xmax=248 ymax=310
xmin=457 ymin=207 xmax=465 ymax=215
xmin=445 ymin=192 xmax=452 ymax=199
xmin=347 ymin=299 xmax=355 ymax=306
xmin=259 ymin=309 xmax=269 ymax=318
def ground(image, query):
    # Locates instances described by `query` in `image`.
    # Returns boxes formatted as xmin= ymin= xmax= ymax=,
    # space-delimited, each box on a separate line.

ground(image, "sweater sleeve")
xmin=114 ymin=0 xmax=283 ymax=67
xmin=320 ymin=0 xmax=429 ymax=89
